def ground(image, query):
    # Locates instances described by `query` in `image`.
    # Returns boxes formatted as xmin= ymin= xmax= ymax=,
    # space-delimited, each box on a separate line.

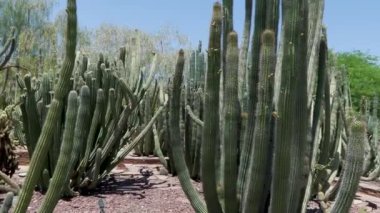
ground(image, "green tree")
xmin=0 ymin=0 xmax=57 ymax=74
xmin=336 ymin=50 xmax=380 ymax=109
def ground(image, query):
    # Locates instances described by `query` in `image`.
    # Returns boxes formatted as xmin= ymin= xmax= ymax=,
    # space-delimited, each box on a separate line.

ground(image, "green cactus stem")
xmin=80 ymin=89 xmax=105 ymax=171
xmin=24 ymin=74 xmax=41 ymax=156
xmin=0 ymin=170 xmax=20 ymax=194
xmin=103 ymin=100 xmax=166 ymax=176
xmin=69 ymin=86 xmax=91 ymax=187
xmin=39 ymin=91 xmax=78 ymax=213
xmin=185 ymin=105 xmax=204 ymax=127
xmin=153 ymin=124 xmax=168 ymax=169
xmin=237 ymin=0 xmax=266 ymax=201
xmin=201 ymin=3 xmax=223 ymax=213
xmin=222 ymin=31 xmax=240 ymax=213
xmin=330 ymin=120 xmax=365 ymax=213
xmin=0 ymin=192 xmax=13 ymax=213
xmin=88 ymin=148 xmax=102 ymax=189
xmin=169 ymin=49 xmax=207 ymax=213
xmin=242 ymin=30 xmax=276 ymax=213
xmin=270 ymin=0 xmax=309 ymax=212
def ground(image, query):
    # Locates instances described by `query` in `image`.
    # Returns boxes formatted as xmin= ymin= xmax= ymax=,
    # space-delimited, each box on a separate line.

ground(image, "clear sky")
xmin=52 ymin=0 xmax=380 ymax=57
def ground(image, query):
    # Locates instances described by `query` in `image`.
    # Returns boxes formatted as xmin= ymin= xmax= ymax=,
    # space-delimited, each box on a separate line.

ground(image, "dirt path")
xmin=2 ymin=149 xmax=380 ymax=212
xmin=5 ymin=163 xmax=201 ymax=213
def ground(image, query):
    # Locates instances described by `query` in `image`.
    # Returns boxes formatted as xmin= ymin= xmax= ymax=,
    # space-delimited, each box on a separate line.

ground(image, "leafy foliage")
xmin=335 ymin=51 xmax=380 ymax=109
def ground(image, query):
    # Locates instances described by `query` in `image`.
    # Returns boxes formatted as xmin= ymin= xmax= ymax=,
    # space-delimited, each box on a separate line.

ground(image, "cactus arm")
xmin=0 ymin=192 xmax=13 ymax=213
xmin=119 ymin=79 xmax=138 ymax=108
xmin=0 ymin=170 xmax=20 ymax=194
xmin=221 ymin=31 xmax=240 ymax=213
xmin=238 ymin=0 xmax=252 ymax=107
xmin=330 ymin=120 xmax=365 ymax=213
xmin=153 ymin=123 xmax=168 ymax=169
xmin=88 ymin=148 xmax=102 ymax=189
xmin=270 ymin=0 xmax=309 ymax=212
xmin=237 ymin=0 xmax=266 ymax=200
xmin=169 ymin=49 xmax=207 ymax=213
xmin=79 ymin=89 xmax=105 ymax=171
xmin=242 ymin=30 xmax=276 ymax=213
xmin=99 ymin=106 xmax=131 ymax=163
xmin=104 ymin=102 xmax=166 ymax=176
xmin=24 ymin=74 xmax=41 ymax=156
xmin=38 ymin=91 xmax=78 ymax=213
xmin=302 ymin=27 xmax=330 ymax=212
xmin=201 ymin=3 xmax=223 ymax=213
xmin=185 ymin=105 xmax=204 ymax=127
xmin=68 ymin=85 xmax=91 ymax=187
xmin=13 ymin=0 xmax=77 ymax=212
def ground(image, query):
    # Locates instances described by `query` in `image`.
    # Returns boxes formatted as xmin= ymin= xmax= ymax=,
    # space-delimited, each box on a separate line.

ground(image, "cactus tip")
xmin=179 ymin=49 xmax=185 ymax=56
xmin=227 ymin=31 xmax=238 ymax=46
xmin=261 ymin=30 xmax=275 ymax=45
xmin=212 ymin=2 xmax=223 ymax=21
xmin=352 ymin=120 xmax=366 ymax=132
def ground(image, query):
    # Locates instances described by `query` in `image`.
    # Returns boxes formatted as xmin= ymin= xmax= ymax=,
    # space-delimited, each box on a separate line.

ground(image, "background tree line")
xmin=0 ymin=0 xmax=378 ymax=113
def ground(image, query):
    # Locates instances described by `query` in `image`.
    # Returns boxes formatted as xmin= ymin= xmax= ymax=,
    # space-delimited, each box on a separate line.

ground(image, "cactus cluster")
xmin=168 ymin=1 xmax=364 ymax=213
xmin=11 ymin=0 xmax=168 ymax=212
xmin=0 ymin=0 xmax=367 ymax=212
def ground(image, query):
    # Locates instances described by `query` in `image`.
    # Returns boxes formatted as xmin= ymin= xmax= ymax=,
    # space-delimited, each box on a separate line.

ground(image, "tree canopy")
xmin=335 ymin=50 xmax=380 ymax=109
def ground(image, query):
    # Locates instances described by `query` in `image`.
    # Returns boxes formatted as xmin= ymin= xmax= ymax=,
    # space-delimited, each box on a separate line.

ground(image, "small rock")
xmin=18 ymin=172 xmax=27 ymax=177
xmin=354 ymin=199 xmax=364 ymax=205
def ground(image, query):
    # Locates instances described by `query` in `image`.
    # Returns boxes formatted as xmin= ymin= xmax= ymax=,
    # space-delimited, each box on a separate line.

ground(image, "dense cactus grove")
xmin=0 ymin=0 xmax=375 ymax=212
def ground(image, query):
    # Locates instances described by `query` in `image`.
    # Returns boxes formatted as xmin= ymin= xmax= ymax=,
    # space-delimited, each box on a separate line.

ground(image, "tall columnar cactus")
xmin=363 ymin=96 xmax=380 ymax=180
xmin=330 ymin=119 xmax=365 ymax=213
xmin=222 ymin=31 xmax=240 ymax=213
xmin=168 ymin=0 xmax=358 ymax=212
xmin=80 ymin=89 xmax=105 ymax=171
xmin=23 ymin=74 xmax=41 ymax=156
xmin=270 ymin=0 xmax=309 ymax=212
xmin=201 ymin=3 xmax=223 ymax=213
xmin=237 ymin=0 xmax=277 ymax=200
xmin=241 ymin=30 xmax=276 ymax=213
xmin=238 ymin=0 xmax=252 ymax=108
xmin=39 ymin=91 xmax=78 ymax=213
xmin=169 ymin=49 xmax=207 ymax=213
xmin=14 ymin=0 xmax=77 ymax=211
xmin=71 ymin=85 xmax=91 ymax=173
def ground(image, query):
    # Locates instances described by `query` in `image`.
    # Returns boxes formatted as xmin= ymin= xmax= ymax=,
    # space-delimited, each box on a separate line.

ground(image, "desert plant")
xmin=0 ymin=110 xmax=18 ymax=178
xmin=170 ymin=1 xmax=359 ymax=213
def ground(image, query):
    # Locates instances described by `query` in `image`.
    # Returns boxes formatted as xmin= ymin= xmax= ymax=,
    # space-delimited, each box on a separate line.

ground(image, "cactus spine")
xmin=14 ymin=0 xmax=77 ymax=211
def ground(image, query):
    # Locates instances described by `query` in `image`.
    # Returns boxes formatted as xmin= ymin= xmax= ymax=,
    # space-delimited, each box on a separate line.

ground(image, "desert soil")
xmin=1 ymin=149 xmax=380 ymax=213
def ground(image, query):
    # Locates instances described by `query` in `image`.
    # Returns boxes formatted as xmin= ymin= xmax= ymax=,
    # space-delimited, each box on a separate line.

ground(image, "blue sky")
xmin=52 ymin=0 xmax=380 ymax=57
